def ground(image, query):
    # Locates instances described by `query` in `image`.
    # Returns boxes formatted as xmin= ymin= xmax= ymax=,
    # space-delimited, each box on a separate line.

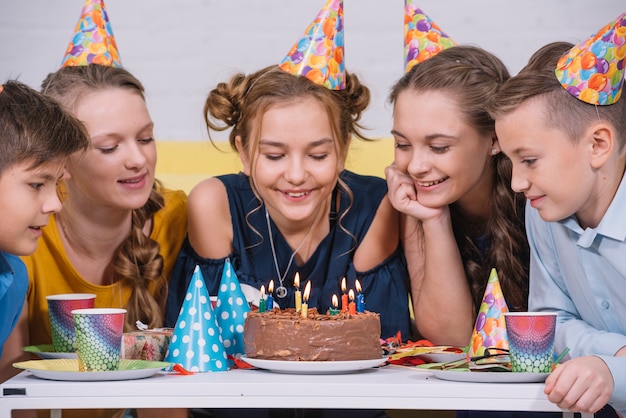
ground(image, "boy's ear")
xmin=235 ymin=135 xmax=251 ymax=175
xmin=589 ymin=123 xmax=615 ymax=169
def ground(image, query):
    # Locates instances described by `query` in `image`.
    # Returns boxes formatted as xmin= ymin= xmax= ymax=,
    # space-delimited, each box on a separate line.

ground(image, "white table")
xmin=0 ymin=365 xmax=589 ymax=417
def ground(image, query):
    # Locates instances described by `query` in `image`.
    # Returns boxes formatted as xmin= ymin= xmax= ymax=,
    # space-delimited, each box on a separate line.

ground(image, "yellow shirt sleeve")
xmin=22 ymin=187 xmax=188 ymax=346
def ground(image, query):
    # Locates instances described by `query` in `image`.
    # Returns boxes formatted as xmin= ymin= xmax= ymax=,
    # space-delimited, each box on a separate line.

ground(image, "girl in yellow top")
xmin=0 ymin=65 xmax=188 ymax=418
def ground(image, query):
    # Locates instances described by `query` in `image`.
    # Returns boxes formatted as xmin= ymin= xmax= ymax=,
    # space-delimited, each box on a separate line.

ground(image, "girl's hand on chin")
xmin=385 ymin=164 xmax=445 ymax=221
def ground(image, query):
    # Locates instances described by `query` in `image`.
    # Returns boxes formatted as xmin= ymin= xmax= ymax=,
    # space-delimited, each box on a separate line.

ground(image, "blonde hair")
xmin=42 ymin=64 xmax=166 ymax=330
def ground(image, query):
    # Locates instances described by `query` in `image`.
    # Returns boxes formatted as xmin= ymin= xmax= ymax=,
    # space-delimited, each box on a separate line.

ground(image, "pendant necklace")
xmin=265 ymin=206 xmax=316 ymax=299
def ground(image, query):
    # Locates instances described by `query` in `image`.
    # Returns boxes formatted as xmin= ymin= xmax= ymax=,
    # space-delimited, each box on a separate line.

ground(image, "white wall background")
xmin=0 ymin=1 xmax=623 ymax=140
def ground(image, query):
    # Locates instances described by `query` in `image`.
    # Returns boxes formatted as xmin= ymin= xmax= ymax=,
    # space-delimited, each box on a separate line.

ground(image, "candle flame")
xmin=332 ymin=294 xmax=338 ymax=308
xmin=268 ymin=279 xmax=274 ymax=293
xmin=303 ymin=281 xmax=312 ymax=302
xmin=294 ymin=272 xmax=300 ymax=289
xmin=355 ymin=279 xmax=362 ymax=293
xmin=260 ymin=285 xmax=266 ymax=297
xmin=349 ymin=289 xmax=355 ymax=301
xmin=341 ymin=277 xmax=346 ymax=292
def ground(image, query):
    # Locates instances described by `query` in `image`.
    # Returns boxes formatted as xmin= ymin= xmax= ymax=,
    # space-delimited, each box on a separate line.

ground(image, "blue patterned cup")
xmin=504 ymin=312 xmax=557 ymax=373
xmin=72 ymin=308 xmax=126 ymax=372
xmin=47 ymin=294 xmax=96 ymax=353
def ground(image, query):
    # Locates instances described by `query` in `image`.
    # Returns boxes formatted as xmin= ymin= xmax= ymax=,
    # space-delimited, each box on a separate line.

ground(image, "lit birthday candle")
xmin=341 ymin=277 xmax=348 ymax=313
xmin=267 ymin=280 xmax=274 ymax=311
xmin=301 ymin=280 xmax=311 ymax=319
xmin=355 ymin=279 xmax=365 ymax=313
xmin=258 ymin=285 xmax=267 ymax=313
xmin=348 ymin=289 xmax=356 ymax=315
xmin=294 ymin=272 xmax=302 ymax=312
xmin=329 ymin=294 xmax=340 ymax=316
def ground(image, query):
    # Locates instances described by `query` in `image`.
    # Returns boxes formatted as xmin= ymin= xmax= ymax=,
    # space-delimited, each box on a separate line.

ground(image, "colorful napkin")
xmin=279 ymin=0 xmax=345 ymax=90
xmin=404 ymin=1 xmax=456 ymax=73
xmin=165 ymin=265 xmax=229 ymax=372
xmin=215 ymin=259 xmax=250 ymax=360
xmin=555 ymin=12 xmax=626 ymax=105
xmin=61 ymin=0 xmax=122 ymax=68
xmin=468 ymin=268 xmax=509 ymax=358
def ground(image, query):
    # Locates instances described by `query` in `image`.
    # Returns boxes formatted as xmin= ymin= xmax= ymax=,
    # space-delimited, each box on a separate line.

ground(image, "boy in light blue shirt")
xmin=491 ymin=13 xmax=626 ymax=417
xmin=0 ymin=81 xmax=88 ymax=372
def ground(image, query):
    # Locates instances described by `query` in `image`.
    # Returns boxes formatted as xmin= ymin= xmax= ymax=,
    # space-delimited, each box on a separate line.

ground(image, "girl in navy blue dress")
xmin=166 ymin=65 xmax=411 ymax=342
xmin=165 ymin=63 xmax=411 ymax=418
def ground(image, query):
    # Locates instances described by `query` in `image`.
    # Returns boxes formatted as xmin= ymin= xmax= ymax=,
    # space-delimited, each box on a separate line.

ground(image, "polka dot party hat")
xmin=404 ymin=1 xmax=457 ymax=73
xmin=279 ymin=0 xmax=345 ymax=90
xmin=555 ymin=12 xmax=626 ymax=105
xmin=215 ymin=259 xmax=250 ymax=361
xmin=60 ymin=0 xmax=122 ymax=68
xmin=467 ymin=268 xmax=510 ymax=358
xmin=165 ymin=265 xmax=229 ymax=372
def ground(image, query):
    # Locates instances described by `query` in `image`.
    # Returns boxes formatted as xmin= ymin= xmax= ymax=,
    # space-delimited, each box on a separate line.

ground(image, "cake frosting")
xmin=244 ymin=308 xmax=382 ymax=361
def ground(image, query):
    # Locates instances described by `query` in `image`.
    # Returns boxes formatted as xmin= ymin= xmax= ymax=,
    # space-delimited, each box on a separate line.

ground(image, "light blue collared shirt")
xmin=0 ymin=251 xmax=28 ymax=357
xmin=527 ymin=174 xmax=626 ymax=415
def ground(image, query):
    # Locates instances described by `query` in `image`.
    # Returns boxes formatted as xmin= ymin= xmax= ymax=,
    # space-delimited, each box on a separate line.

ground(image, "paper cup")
xmin=504 ymin=312 xmax=557 ymax=373
xmin=72 ymin=308 xmax=126 ymax=372
xmin=47 ymin=293 xmax=96 ymax=352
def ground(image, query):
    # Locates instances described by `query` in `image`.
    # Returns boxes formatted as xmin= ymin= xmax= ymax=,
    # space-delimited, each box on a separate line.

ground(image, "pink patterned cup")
xmin=47 ymin=294 xmax=96 ymax=352
xmin=504 ymin=312 xmax=557 ymax=373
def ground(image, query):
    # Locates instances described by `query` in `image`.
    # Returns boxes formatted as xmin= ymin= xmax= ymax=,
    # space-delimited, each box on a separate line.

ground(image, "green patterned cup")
xmin=72 ymin=308 xmax=126 ymax=372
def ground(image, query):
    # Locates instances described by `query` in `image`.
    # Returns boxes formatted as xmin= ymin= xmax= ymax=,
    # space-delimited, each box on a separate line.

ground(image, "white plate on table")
xmin=240 ymin=356 xmax=388 ymax=374
xmin=23 ymin=344 xmax=77 ymax=360
xmin=13 ymin=359 xmax=171 ymax=382
xmin=424 ymin=368 xmax=549 ymax=383
xmin=415 ymin=352 xmax=466 ymax=363
xmin=388 ymin=346 xmax=466 ymax=364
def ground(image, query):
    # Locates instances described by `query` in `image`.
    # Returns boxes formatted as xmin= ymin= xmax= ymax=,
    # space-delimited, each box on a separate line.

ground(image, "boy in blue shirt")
xmin=0 ymin=81 xmax=88 ymax=368
xmin=491 ymin=13 xmax=626 ymax=417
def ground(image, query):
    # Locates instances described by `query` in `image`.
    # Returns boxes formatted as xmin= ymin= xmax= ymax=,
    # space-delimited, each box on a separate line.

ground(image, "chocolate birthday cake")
xmin=243 ymin=308 xmax=382 ymax=361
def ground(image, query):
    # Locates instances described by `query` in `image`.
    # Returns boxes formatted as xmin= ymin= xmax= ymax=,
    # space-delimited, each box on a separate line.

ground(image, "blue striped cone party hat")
xmin=467 ymin=268 xmax=510 ymax=358
xmin=555 ymin=12 xmax=626 ymax=105
xmin=404 ymin=1 xmax=456 ymax=73
xmin=61 ymin=0 xmax=122 ymax=68
xmin=215 ymin=258 xmax=250 ymax=362
xmin=165 ymin=265 xmax=229 ymax=372
xmin=279 ymin=0 xmax=345 ymax=90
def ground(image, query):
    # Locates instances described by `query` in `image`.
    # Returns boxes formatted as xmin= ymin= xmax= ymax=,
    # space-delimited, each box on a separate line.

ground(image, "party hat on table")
xmin=215 ymin=259 xmax=250 ymax=360
xmin=279 ymin=0 xmax=345 ymax=90
xmin=61 ymin=0 xmax=122 ymax=68
xmin=165 ymin=265 xmax=229 ymax=372
xmin=467 ymin=268 xmax=509 ymax=358
xmin=555 ymin=12 xmax=626 ymax=105
xmin=404 ymin=1 xmax=456 ymax=73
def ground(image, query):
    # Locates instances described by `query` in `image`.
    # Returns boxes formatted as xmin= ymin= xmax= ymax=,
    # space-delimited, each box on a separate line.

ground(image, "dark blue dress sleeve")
xmin=165 ymin=238 xmax=228 ymax=327
xmin=355 ymin=246 xmax=411 ymax=340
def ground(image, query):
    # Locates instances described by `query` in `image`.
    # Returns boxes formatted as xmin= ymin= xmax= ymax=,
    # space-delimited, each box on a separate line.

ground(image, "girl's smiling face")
xmin=392 ymin=90 xmax=496 ymax=214
xmin=239 ymin=97 xmax=341 ymax=230
xmin=65 ymin=88 xmax=156 ymax=211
